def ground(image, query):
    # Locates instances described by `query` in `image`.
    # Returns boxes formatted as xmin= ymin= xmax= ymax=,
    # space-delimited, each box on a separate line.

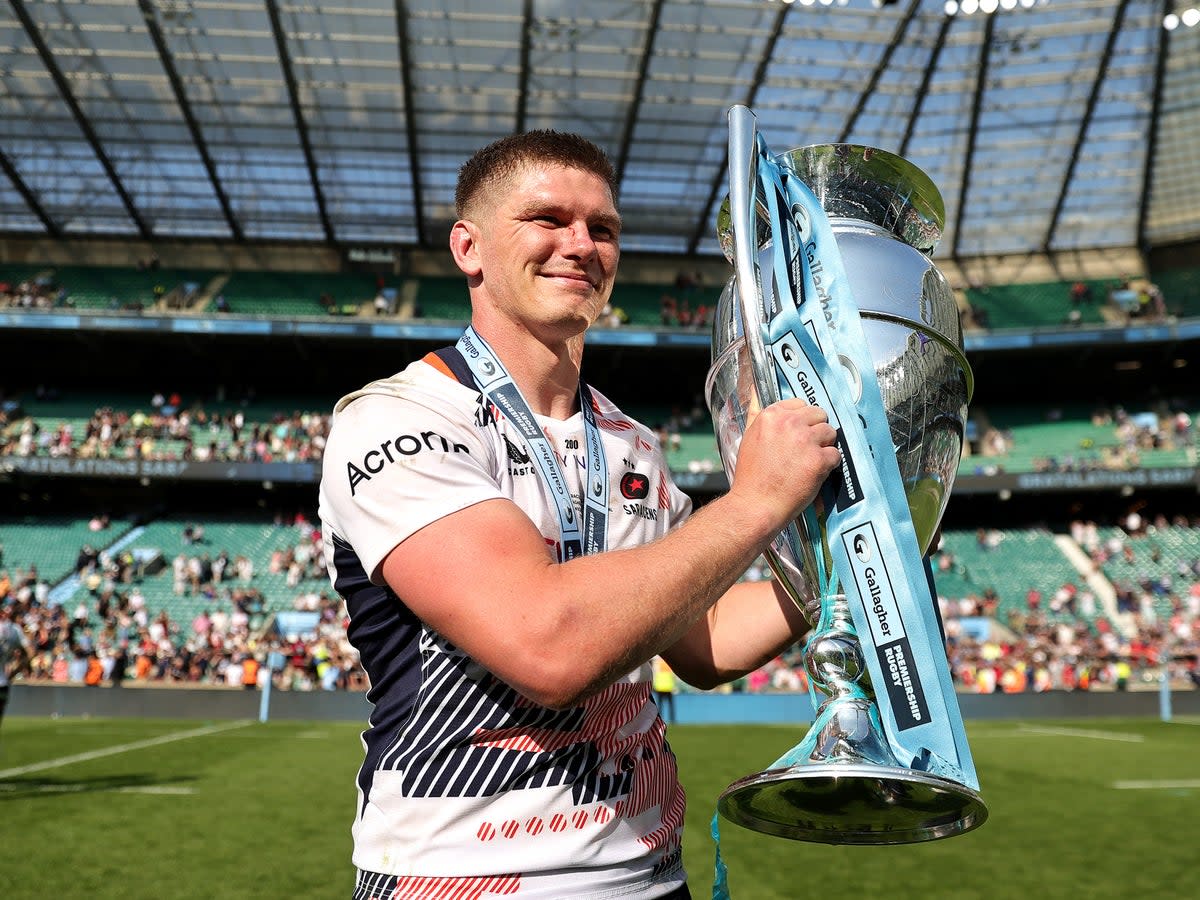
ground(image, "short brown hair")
xmin=455 ymin=130 xmax=617 ymax=219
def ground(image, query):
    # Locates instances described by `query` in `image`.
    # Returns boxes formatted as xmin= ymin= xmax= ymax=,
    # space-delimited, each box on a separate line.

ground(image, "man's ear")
xmin=449 ymin=220 xmax=483 ymax=277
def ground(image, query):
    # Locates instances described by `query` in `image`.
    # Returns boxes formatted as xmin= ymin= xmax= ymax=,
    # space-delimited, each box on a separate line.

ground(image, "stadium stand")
xmin=410 ymin=276 xmax=470 ymax=321
xmin=963 ymin=279 xmax=1112 ymax=330
xmin=933 ymin=527 xmax=1098 ymax=627
xmin=0 ymin=513 xmax=133 ymax=589
xmin=960 ymin=402 xmax=1198 ymax=476
xmin=50 ymin=264 xmax=218 ymax=311
xmin=1151 ymin=265 xmax=1200 ymax=318
xmin=2 ymin=0 xmax=1200 ymax=749
xmin=1093 ymin=520 xmax=1200 ymax=623
xmin=6 ymin=390 xmax=1196 ymax=480
xmin=208 ymin=269 xmax=379 ymax=317
xmin=2 ymin=391 xmax=330 ymax=463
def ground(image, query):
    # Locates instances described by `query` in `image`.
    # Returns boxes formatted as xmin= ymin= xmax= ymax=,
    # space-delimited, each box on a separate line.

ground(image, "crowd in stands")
xmin=704 ymin=511 xmax=1200 ymax=698
xmin=1 ymin=513 xmax=364 ymax=693
xmin=0 ymin=392 xmax=330 ymax=465
xmin=935 ymin=514 xmax=1200 ymax=695
xmin=967 ymin=400 xmax=1197 ymax=476
xmin=659 ymin=271 xmax=713 ymax=330
xmin=5 ymin=384 xmax=1193 ymax=483
xmin=0 ymin=276 xmax=66 ymax=310
xmin=1104 ymin=276 xmax=1169 ymax=323
xmin=3 ymin=507 xmax=1199 ymax=699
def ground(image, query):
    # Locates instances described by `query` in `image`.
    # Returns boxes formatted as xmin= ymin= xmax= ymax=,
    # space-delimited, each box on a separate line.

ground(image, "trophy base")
xmin=718 ymin=763 xmax=988 ymax=845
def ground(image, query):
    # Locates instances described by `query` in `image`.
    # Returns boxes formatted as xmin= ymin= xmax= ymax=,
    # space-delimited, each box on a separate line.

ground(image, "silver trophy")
xmin=706 ymin=108 xmax=987 ymax=844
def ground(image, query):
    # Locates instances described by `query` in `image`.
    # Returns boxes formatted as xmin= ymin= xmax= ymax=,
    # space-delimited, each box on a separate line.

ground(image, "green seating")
xmin=934 ymin=528 xmax=1089 ymax=625
xmin=212 ymin=270 xmax=377 ymax=316
xmin=411 ymin=277 xmax=469 ymax=321
xmin=1150 ymin=266 xmax=1200 ymax=318
xmin=608 ymin=283 xmax=722 ymax=328
xmin=0 ymin=265 xmax=51 ymax=287
xmin=609 ymin=284 xmax=673 ymax=327
xmin=4 ymin=392 xmax=331 ymax=460
xmin=965 ymin=279 xmax=1109 ymax=330
xmin=0 ymin=515 xmax=133 ymax=584
xmin=51 ymin=264 xmax=216 ymax=310
xmin=958 ymin=403 xmax=1199 ymax=476
xmin=72 ymin=515 xmax=327 ymax=625
xmin=664 ymin=432 xmax=721 ymax=473
xmin=1095 ymin=523 xmax=1200 ymax=620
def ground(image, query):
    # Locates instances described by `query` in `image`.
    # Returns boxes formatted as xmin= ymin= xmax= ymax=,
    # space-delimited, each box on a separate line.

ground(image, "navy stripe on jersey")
xmin=431 ymin=345 xmax=476 ymax=388
xmin=331 ymin=532 xmax=647 ymax=806
xmin=381 ymin=640 xmax=604 ymax=799
xmin=329 ymin=533 xmax=422 ymax=812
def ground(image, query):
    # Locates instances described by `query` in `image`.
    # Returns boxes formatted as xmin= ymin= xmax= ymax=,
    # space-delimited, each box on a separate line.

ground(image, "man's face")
xmin=457 ymin=162 xmax=621 ymax=341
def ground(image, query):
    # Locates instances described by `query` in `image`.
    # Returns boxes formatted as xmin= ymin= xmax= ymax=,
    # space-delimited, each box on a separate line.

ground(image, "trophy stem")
xmin=717 ymin=593 xmax=987 ymax=844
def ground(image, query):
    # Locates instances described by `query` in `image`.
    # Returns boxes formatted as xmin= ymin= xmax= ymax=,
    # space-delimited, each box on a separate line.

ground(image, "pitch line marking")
xmin=1017 ymin=724 xmax=1144 ymax=743
xmin=0 ymin=720 xmax=252 ymax=779
xmin=1113 ymin=779 xmax=1200 ymax=790
xmin=0 ymin=782 xmax=196 ymax=795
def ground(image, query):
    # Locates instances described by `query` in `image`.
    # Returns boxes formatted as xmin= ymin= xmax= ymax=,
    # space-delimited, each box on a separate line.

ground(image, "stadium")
xmin=1 ymin=1 xmax=1199 ymax=898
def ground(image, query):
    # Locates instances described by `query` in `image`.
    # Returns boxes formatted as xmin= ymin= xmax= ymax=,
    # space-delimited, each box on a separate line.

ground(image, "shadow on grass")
xmin=0 ymin=772 xmax=198 ymax=800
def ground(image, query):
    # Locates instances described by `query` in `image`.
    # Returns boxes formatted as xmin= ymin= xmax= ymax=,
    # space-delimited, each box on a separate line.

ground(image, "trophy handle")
xmin=726 ymin=106 xmax=781 ymax=410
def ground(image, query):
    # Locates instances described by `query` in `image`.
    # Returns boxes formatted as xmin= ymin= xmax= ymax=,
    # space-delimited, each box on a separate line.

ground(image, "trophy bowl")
xmin=706 ymin=136 xmax=987 ymax=844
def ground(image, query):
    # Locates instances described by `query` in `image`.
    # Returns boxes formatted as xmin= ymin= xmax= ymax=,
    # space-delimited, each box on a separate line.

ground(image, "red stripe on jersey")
xmin=390 ymin=873 xmax=521 ymax=898
xmin=657 ymin=473 xmax=671 ymax=509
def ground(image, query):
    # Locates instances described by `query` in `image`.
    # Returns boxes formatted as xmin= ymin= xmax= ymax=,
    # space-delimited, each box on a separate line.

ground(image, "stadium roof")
xmin=2 ymin=0 xmax=1198 ymax=264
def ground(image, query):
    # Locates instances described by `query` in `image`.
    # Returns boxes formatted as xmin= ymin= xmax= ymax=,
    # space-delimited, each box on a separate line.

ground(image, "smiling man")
xmin=318 ymin=130 xmax=841 ymax=899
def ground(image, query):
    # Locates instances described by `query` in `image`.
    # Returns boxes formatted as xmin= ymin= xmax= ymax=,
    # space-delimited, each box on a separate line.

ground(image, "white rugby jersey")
xmin=319 ymin=351 xmax=694 ymax=899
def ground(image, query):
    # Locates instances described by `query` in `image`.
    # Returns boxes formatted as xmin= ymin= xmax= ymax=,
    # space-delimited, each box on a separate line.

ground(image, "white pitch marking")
xmin=1017 ymin=724 xmax=1145 ymax=743
xmin=1113 ymin=779 xmax=1200 ymax=790
xmin=0 ymin=782 xmax=196 ymax=795
xmin=0 ymin=720 xmax=253 ymax=779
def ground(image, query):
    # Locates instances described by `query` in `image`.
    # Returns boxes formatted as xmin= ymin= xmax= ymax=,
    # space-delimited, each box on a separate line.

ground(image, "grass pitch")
xmin=0 ymin=716 xmax=1196 ymax=899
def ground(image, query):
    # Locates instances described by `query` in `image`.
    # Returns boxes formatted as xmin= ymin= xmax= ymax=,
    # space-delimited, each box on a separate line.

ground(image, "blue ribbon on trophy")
xmin=757 ymin=134 xmax=977 ymax=786
xmin=707 ymin=104 xmax=987 ymax=897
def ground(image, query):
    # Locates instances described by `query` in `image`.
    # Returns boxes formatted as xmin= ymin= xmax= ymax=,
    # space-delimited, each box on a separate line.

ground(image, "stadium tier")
xmin=410 ymin=276 xmax=470 ymax=321
xmin=964 ymin=279 xmax=1108 ymax=329
xmin=934 ymin=527 xmax=1097 ymax=627
xmin=0 ymin=514 xmax=134 ymax=587
xmin=209 ymin=269 xmax=380 ymax=317
xmin=5 ymin=262 xmax=1198 ymax=332
xmin=1 ymin=512 xmax=327 ymax=631
xmin=1096 ymin=522 xmax=1200 ymax=623
xmin=6 ymin=392 xmax=1193 ymax=482
xmin=961 ymin=402 xmax=1199 ymax=476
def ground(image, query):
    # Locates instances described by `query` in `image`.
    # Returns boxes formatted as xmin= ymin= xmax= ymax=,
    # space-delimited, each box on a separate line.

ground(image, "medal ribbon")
xmin=456 ymin=327 xmax=608 ymax=558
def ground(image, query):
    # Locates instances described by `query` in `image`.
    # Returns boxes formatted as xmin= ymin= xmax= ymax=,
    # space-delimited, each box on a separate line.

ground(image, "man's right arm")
xmin=376 ymin=398 xmax=839 ymax=709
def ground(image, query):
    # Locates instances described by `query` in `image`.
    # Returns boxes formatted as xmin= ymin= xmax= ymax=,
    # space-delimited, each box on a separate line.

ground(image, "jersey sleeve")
xmin=318 ymin=391 xmax=503 ymax=584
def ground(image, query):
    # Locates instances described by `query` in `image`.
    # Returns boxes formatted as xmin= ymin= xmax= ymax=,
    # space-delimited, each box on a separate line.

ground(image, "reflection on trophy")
xmin=706 ymin=106 xmax=988 ymax=844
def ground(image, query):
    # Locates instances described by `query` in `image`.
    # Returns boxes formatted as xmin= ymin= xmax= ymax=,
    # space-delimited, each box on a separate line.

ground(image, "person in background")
xmin=653 ymin=655 xmax=678 ymax=725
xmin=0 ymin=604 xmax=31 ymax=741
xmin=319 ymin=129 xmax=840 ymax=899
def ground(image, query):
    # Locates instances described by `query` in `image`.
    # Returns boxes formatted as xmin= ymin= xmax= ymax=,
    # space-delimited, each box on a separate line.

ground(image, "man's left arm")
xmin=663 ymin=577 xmax=806 ymax=690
